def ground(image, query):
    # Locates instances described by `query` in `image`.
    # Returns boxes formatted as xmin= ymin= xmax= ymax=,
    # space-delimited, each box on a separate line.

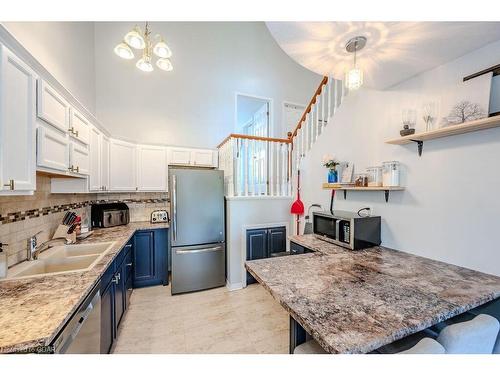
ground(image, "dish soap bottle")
xmin=0 ymin=243 xmax=7 ymax=279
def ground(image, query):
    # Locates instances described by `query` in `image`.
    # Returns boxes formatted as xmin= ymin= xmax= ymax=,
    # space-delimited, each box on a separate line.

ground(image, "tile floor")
xmin=112 ymin=283 xmax=289 ymax=354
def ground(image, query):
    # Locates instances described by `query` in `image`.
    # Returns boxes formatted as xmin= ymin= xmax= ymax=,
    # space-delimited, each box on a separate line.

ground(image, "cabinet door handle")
xmin=112 ymin=276 xmax=119 ymax=284
xmin=75 ymin=166 xmax=80 ymax=173
xmin=3 ymin=179 xmax=14 ymax=190
xmin=126 ymin=263 xmax=133 ymax=267
xmin=68 ymin=165 xmax=74 ymax=172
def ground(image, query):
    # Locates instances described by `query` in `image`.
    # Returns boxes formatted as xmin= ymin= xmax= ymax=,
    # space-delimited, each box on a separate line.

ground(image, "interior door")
xmin=170 ymin=168 xmax=224 ymax=246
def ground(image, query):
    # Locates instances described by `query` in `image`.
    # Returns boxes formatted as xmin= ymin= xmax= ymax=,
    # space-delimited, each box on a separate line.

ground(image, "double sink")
xmin=6 ymin=242 xmax=116 ymax=280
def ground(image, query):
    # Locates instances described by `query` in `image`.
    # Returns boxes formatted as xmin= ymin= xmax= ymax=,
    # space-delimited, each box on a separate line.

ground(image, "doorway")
xmin=235 ymin=93 xmax=271 ymax=137
xmin=235 ymin=94 xmax=272 ymax=195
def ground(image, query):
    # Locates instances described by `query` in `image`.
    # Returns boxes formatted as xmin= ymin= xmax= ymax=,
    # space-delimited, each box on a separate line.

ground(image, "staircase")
xmin=218 ymin=76 xmax=346 ymax=197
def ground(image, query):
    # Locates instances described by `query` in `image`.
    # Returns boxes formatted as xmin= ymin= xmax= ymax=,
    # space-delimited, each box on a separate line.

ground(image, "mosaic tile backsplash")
xmin=0 ymin=173 xmax=169 ymax=267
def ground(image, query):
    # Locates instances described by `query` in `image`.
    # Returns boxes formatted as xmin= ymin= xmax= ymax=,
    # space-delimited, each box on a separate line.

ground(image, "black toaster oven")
xmin=91 ymin=202 xmax=130 ymax=228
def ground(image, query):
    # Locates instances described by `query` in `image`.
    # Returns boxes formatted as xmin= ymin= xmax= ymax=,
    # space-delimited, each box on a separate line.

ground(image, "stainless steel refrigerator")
xmin=169 ymin=168 xmax=225 ymax=294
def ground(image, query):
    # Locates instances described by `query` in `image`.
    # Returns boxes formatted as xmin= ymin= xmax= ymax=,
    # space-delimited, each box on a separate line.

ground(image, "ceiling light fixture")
xmin=114 ymin=22 xmax=173 ymax=73
xmin=345 ymin=36 xmax=366 ymax=90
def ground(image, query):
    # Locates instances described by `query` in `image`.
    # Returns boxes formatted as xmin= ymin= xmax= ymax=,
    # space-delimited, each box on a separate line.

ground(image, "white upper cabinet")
xmin=169 ymin=147 xmax=191 ymax=165
xmin=36 ymin=79 xmax=70 ymax=133
xmin=70 ymin=141 xmax=90 ymax=176
xmin=101 ymin=135 xmax=110 ymax=191
xmin=36 ymin=125 xmax=70 ymax=172
xmin=89 ymin=126 xmax=101 ymax=191
xmin=109 ymin=138 xmax=136 ymax=191
xmin=168 ymin=147 xmax=217 ymax=167
xmin=0 ymin=45 xmax=37 ymax=194
xmin=137 ymin=145 xmax=167 ymax=191
xmin=69 ymin=108 xmax=90 ymax=145
xmin=192 ymin=149 xmax=217 ymax=167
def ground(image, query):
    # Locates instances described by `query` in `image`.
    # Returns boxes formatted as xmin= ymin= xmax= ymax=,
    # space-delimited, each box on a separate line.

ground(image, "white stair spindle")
xmin=334 ymin=79 xmax=339 ymax=114
xmin=276 ymin=142 xmax=281 ymax=196
xmin=327 ymin=77 xmax=332 ymax=122
xmin=229 ymin=138 xmax=234 ymax=197
xmin=314 ymin=97 xmax=319 ymax=141
xmin=287 ymin=143 xmax=292 ymax=196
xmin=269 ymin=140 xmax=274 ymax=196
xmin=321 ymin=84 xmax=325 ymax=132
xmin=243 ymin=138 xmax=249 ymax=196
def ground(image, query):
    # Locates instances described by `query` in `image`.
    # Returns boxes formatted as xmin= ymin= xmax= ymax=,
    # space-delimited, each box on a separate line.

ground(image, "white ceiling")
xmin=266 ymin=22 xmax=500 ymax=89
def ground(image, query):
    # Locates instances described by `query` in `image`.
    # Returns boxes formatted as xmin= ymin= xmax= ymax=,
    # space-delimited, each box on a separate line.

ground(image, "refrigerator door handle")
xmin=175 ymin=246 xmax=223 ymax=255
xmin=172 ymin=174 xmax=177 ymax=242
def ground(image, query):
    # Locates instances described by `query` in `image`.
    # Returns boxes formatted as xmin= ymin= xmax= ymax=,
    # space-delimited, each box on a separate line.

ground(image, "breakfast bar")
xmin=245 ymin=234 xmax=500 ymax=354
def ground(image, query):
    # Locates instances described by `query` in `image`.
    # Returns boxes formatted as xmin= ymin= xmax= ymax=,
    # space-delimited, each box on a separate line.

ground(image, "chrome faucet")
xmin=27 ymin=231 xmax=67 ymax=261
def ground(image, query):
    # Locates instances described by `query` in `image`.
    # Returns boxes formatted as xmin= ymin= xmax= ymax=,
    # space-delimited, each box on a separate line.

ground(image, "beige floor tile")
xmin=112 ymin=283 xmax=289 ymax=354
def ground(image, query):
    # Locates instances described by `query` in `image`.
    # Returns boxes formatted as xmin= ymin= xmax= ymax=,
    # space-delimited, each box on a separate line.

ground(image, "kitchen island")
xmin=245 ymin=234 xmax=500 ymax=354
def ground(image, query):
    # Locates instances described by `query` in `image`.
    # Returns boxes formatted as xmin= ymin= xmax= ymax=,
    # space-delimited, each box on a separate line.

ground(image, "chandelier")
xmin=114 ymin=22 xmax=173 ymax=73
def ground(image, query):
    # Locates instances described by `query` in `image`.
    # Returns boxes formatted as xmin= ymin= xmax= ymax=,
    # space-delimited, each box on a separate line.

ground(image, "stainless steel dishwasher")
xmin=52 ymin=283 xmax=101 ymax=354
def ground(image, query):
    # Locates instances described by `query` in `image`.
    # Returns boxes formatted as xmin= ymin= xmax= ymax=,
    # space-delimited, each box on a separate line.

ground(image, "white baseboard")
xmin=226 ymin=281 xmax=244 ymax=291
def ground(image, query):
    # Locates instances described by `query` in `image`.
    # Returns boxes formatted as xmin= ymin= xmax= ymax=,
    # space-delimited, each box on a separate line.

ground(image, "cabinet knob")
xmin=3 ymin=179 xmax=14 ymax=190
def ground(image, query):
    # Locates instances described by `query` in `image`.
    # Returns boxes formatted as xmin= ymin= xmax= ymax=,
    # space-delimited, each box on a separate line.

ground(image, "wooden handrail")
xmin=288 ymin=76 xmax=329 ymax=140
xmin=217 ymin=133 xmax=291 ymax=148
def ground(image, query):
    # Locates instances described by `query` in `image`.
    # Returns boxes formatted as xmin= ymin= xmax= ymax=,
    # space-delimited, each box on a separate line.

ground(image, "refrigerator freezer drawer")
xmin=171 ymin=243 xmax=225 ymax=294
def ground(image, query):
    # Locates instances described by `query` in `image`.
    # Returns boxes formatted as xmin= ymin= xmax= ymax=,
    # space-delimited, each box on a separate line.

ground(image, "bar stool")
xmin=437 ymin=314 xmax=499 ymax=354
xmin=398 ymin=338 xmax=446 ymax=354
xmin=293 ymin=339 xmax=327 ymax=354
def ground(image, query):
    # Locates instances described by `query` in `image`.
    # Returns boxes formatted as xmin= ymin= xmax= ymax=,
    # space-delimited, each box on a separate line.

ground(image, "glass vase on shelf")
xmin=327 ymin=169 xmax=338 ymax=183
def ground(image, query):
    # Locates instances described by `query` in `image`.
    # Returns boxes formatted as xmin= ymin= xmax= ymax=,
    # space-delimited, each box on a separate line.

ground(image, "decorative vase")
xmin=327 ymin=169 xmax=338 ymax=183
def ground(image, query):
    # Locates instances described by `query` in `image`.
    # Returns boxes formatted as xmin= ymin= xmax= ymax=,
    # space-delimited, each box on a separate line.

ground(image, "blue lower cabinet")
xmin=246 ymin=226 xmax=287 ymax=284
xmin=100 ymin=279 xmax=115 ymax=354
xmin=99 ymin=230 xmax=168 ymax=353
xmin=100 ymin=241 xmax=133 ymax=354
xmin=133 ymin=228 xmax=168 ymax=288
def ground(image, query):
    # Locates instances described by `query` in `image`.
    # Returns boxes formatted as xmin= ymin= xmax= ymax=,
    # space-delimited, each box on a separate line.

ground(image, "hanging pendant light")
xmin=345 ymin=36 xmax=366 ymax=90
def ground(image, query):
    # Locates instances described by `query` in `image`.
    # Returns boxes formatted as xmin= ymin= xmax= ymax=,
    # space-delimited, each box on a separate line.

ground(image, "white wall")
xmin=94 ymin=22 xmax=321 ymax=148
xmin=2 ymin=22 xmax=96 ymax=114
xmin=226 ymin=197 xmax=293 ymax=289
xmin=300 ymin=39 xmax=500 ymax=277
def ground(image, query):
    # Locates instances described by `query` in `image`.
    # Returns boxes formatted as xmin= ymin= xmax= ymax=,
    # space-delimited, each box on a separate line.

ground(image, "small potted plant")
xmin=322 ymin=154 xmax=339 ymax=183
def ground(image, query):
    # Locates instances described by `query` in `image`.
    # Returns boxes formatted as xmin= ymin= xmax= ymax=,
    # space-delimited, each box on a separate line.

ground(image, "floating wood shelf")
xmin=322 ymin=184 xmax=405 ymax=202
xmin=385 ymin=115 xmax=500 ymax=156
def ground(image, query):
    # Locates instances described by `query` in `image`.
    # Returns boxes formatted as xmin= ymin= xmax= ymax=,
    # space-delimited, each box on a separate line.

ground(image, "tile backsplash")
xmin=0 ymin=173 xmax=168 ymax=268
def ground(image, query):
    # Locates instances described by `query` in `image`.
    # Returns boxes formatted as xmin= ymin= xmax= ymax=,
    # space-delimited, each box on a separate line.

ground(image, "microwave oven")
xmin=312 ymin=210 xmax=381 ymax=250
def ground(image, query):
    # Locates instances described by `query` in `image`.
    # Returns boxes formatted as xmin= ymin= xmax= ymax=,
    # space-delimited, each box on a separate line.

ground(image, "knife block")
xmin=53 ymin=225 xmax=77 ymax=244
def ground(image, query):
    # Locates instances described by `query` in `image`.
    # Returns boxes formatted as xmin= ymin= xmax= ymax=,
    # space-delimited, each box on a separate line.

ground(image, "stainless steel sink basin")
xmin=5 ymin=241 xmax=116 ymax=280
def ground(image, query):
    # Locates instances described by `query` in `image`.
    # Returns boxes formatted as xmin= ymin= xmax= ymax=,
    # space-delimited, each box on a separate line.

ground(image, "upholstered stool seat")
xmin=436 ymin=314 xmax=499 ymax=354
xmin=398 ymin=338 xmax=446 ymax=354
xmin=293 ymin=339 xmax=327 ymax=354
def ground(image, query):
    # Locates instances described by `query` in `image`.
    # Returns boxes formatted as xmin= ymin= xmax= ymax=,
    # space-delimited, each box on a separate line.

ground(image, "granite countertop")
xmin=246 ymin=234 xmax=500 ymax=354
xmin=0 ymin=222 xmax=169 ymax=353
